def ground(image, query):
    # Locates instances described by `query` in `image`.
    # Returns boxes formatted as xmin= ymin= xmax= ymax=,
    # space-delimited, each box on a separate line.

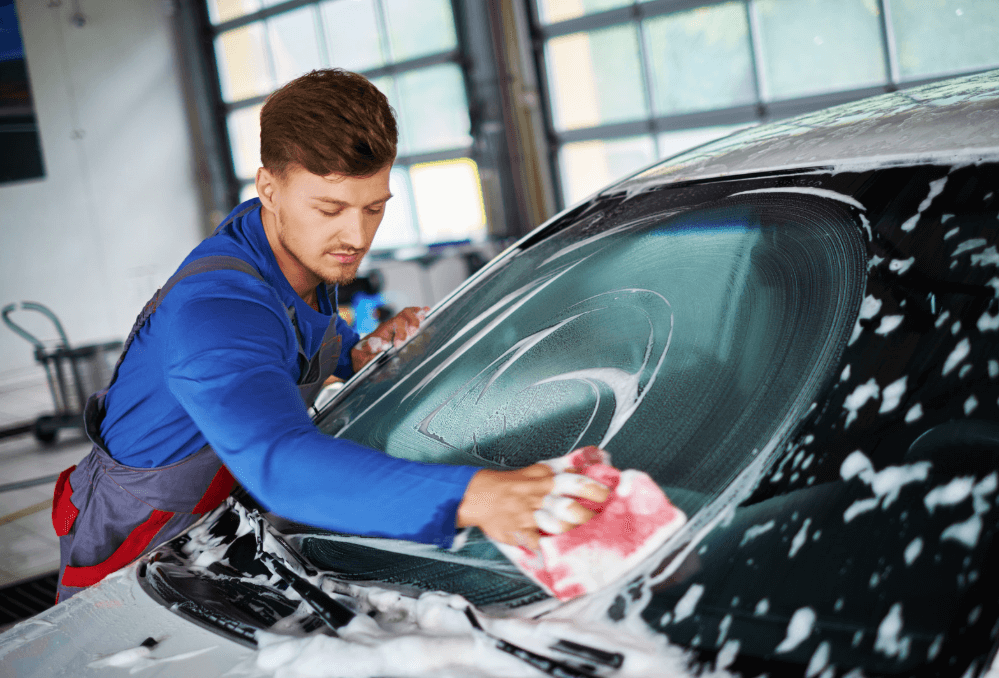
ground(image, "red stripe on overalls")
xmin=52 ymin=466 xmax=79 ymax=537
xmin=60 ymin=465 xmax=236 ymax=588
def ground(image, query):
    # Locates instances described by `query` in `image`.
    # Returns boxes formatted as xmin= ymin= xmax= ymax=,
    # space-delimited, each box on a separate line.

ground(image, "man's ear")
xmin=256 ymin=167 xmax=279 ymax=211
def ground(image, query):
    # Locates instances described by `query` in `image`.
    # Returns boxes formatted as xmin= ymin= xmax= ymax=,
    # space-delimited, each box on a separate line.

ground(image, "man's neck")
xmin=260 ymin=204 xmax=321 ymax=311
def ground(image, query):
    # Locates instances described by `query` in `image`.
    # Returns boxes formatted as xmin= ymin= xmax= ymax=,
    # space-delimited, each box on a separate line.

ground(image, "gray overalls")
xmin=53 ymin=215 xmax=345 ymax=603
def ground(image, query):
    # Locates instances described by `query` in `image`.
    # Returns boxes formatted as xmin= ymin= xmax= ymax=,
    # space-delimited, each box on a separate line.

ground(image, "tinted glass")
xmin=310 ymin=187 xmax=865 ymax=605
xmin=644 ymin=3 xmax=755 ymax=115
xmin=754 ymin=0 xmax=887 ymax=100
xmin=546 ymin=25 xmax=647 ymax=131
xmin=320 ymin=0 xmax=386 ymax=72
xmin=891 ymin=0 xmax=999 ymax=79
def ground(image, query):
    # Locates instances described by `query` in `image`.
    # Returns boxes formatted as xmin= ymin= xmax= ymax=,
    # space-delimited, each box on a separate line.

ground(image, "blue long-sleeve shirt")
xmin=100 ymin=199 xmax=479 ymax=547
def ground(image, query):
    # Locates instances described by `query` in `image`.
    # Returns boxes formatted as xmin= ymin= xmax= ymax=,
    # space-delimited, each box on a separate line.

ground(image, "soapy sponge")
xmin=494 ymin=448 xmax=687 ymax=601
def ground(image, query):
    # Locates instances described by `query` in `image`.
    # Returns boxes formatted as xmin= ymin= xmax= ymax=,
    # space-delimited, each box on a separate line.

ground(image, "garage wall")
xmin=0 ymin=1 xmax=205 ymax=385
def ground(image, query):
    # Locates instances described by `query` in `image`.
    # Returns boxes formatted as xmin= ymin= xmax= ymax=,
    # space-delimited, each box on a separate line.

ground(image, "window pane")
xmin=644 ymin=3 xmax=754 ymax=116
xmin=239 ymin=182 xmax=258 ymax=204
xmin=891 ymin=0 xmax=999 ymax=79
xmin=267 ymin=7 xmax=324 ymax=87
xmin=382 ymin=0 xmax=457 ymax=62
xmin=657 ymin=124 xmax=751 ymax=161
xmin=754 ymin=0 xmax=887 ymax=100
xmin=320 ymin=0 xmax=386 ymax=72
xmin=546 ymin=25 xmax=647 ymax=131
xmin=207 ymin=0 xmax=261 ymax=24
xmin=215 ymin=23 xmax=272 ymax=102
xmin=410 ymin=159 xmax=486 ymax=244
xmin=395 ymin=65 xmax=472 ymax=155
xmin=372 ymin=167 xmax=419 ymax=250
xmin=537 ymin=0 xmax=631 ymax=24
xmin=227 ymin=105 xmax=262 ymax=180
xmin=559 ymin=136 xmax=655 ymax=205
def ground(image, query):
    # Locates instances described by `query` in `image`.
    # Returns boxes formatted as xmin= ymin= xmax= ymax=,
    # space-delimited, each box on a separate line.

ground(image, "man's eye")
xmin=366 ymin=206 xmax=385 ymax=215
xmin=319 ymin=209 xmax=341 ymax=218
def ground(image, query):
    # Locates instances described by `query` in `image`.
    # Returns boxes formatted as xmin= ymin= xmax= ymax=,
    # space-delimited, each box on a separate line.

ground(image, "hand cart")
xmin=2 ymin=301 xmax=122 ymax=444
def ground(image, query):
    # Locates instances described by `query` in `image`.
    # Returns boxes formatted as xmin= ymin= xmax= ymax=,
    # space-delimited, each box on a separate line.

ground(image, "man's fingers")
xmin=552 ymin=472 xmax=610 ymax=503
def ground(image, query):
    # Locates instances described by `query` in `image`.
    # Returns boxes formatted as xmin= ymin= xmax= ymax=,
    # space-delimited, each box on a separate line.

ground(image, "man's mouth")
xmin=327 ymin=251 xmax=362 ymax=264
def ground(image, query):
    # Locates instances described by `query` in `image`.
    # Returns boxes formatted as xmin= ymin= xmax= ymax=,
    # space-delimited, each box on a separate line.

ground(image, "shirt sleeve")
xmin=162 ymin=278 xmax=478 ymax=547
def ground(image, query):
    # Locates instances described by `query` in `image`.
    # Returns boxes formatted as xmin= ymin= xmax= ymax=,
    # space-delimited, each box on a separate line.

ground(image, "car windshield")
xmin=306 ymin=189 xmax=865 ymax=608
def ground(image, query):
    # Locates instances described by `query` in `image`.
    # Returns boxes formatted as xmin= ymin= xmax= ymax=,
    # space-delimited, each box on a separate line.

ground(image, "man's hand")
xmin=456 ymin=462 xmax=611 ymax=551
xmin=351 ymin=306 xmax=429 ymax=372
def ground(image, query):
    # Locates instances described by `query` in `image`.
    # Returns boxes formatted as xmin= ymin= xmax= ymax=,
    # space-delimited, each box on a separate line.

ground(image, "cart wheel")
xmin=33 ymin=416 xmax=58 ymax=445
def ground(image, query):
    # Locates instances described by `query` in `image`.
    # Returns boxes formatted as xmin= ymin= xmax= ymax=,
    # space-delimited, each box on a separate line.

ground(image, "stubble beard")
xmin=276 ymin=209 xmax=363 ymax=287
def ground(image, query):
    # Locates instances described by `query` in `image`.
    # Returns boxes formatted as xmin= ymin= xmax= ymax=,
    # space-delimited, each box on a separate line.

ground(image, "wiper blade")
xmin=464 ymin=607 xmax=606 ymax=678
xmin=252 ymin=512 xmax=356 ymax=635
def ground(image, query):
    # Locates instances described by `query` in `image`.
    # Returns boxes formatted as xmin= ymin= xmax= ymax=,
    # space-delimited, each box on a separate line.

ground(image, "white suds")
xmin=905 ymin=403 xmax=923 ymax=423
xmin=943 ymin=338 xmax=971 ymax=376
xmin=806 ymin=641 xmax=831 ymax=678
xmin=904 ymin=537 xmax=923 ymax=565
xmin=789 ymin=518 xmax=812 ymax=558
xmin=889 ymin=257 xmax=915 ymax=274
xmin=941 ymin=514 xmax=982 ymax=549
xmin=754 ymin=599 xmax=770 ymax=616
xmin=841 ymin=365 xmax=851 ymax=381
xmin=965 ymin=395 xmax=978 ymax=415
xmin=935 ymin=310 xmax=951 ymax=328
xmin=841 ymin=450 xmax=930 ymax=522
xmin=875 ymin=604 xmax=910 ymax=660
xmin=879 ymin=377 xmax=907 ymax=413
xmin=900 ymin=177 xmax=947 ymax=232
xmin=971 ymin=246 xmax=999 ymax=267
xmin=875 ymin=315 xmax=904 ymax=335
xmin=925 ymin=477 xmax=975 ymax=513
xmin=775 ymin=608 xmax=816 ymax=653
xmin=944 ymin=226 xmax=959 ymax=239
xmin=673 ymin=584 xmax=705 ymax=623
xmin=952 ymin=238 xmax=988 ymax=256
xmin=843 ymin=378 xmax=880 ymax=428
xmin=979 ymin=307 xmax=999 ymax=332
xmin=740 ymin=521 xmax=775 ymax=546
xmin=990 ymin=360 xmax=999 ymax=378
xmin=729 ymin=187 xmax=866 ymax=211
xmin=716 ymin=640 xmax=740 ymax=671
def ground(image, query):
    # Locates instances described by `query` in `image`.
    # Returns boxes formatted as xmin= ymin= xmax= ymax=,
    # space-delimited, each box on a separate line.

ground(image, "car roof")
xmin=611 ymin=68 xmax=999 ymax=197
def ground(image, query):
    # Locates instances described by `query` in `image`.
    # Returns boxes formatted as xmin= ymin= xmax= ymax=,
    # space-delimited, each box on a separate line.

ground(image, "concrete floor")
xmin=0 ymin=376 xmax=92 ymax=587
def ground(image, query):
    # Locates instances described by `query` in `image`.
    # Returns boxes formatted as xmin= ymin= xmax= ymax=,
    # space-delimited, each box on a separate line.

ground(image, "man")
xmin=52 ymin=69 xmax=608 ymax=603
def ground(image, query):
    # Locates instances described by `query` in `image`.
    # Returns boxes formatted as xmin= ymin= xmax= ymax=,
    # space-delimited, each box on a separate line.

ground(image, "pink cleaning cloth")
xmin=494 ymin=447 xmax=687 ymax=601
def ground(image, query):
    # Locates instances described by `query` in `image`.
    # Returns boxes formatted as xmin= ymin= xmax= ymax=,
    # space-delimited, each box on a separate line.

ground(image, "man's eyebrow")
xmin=311 ymin=193 xmax=393 ymax=205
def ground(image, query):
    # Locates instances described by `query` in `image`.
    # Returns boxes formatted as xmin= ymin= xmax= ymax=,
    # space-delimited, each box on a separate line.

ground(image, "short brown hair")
xmin=260 ymin=69 xmax=397 ymax=178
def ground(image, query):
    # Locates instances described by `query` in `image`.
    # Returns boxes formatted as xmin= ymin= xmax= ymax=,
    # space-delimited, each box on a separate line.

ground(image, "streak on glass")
xmin=320 ymin=0 xmax=386 ymax=72
xmin=890 ymin=0 xmax=999 ymax=79
xmin=267 ymin=7 xmax=324 ymax=88
xmin=381 ymin=0 xmax=457 ymax=62
xmin=753 ymin=0 xmax=887 ymax=100
xmin=546 ymin=25 xmax=647 ymax=131
xmin=214 ymin=23 xmax=272 ymax=102
xmin=643 ymin=3 xmax=754 ymax=116
xmin=395 ymin=64 xmax=472 ymax=155
xmin=559 ymin=136 xmax=656 ymax=206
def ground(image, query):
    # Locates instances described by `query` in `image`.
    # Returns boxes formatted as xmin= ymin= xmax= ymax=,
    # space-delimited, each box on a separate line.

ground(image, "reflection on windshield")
xmin=312 ymin=196 xmax=864 ymax=605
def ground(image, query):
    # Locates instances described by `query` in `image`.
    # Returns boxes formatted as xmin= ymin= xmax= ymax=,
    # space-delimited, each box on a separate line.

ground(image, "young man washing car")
xmin=52 ymin=69 xmax=610 ymax=603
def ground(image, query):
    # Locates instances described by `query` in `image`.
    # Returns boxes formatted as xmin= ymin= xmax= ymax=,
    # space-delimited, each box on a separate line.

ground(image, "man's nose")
xmin=338 ymin=210 xmax=366 ymax=249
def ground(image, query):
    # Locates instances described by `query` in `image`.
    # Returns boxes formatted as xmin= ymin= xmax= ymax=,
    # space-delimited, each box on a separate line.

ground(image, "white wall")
xmin=0 ymin=0 xmax=205 ymax=384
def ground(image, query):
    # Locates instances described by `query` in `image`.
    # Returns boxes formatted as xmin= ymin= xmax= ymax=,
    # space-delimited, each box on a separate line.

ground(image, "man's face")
xmin=257 ymin=163 xmax=392 ymax=289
